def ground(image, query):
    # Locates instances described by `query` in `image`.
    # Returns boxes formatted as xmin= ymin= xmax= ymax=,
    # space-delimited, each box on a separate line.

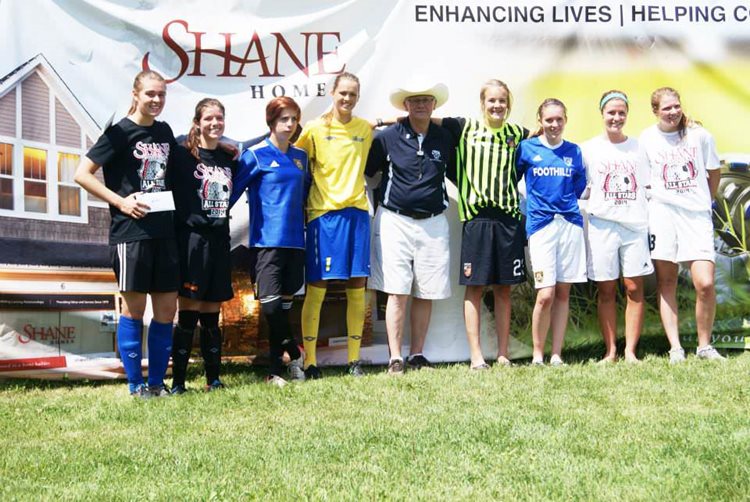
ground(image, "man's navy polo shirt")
xmin=365 ymin=120 xmax=456 ymax=216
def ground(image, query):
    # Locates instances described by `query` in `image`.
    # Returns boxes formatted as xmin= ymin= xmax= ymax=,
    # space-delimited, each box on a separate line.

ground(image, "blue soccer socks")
xmin=117 ymin=315 xmax=144 ymax=392
xmin=147 ymin=320 xmax=173 ymax=387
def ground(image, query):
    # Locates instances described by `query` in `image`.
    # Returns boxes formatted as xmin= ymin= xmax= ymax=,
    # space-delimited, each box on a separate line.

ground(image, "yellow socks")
xmin=303 ymin=285 xmax=366 ymax=366
xmin=301 ymin=284 xmax=326 ymax=368
xmin=346 ymin=287 xmax=366 ymax=363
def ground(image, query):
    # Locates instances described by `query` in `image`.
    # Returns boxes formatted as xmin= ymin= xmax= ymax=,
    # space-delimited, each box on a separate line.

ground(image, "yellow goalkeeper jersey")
xmin=296 ymin=116 xmax=372 ymax=221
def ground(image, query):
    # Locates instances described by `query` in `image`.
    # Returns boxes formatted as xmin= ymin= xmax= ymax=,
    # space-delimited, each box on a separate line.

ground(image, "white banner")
xmin=3 ymin=0 xmax=749 ymax=366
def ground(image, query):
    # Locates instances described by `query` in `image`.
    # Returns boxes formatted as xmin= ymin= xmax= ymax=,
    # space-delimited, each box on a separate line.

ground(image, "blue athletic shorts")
xmin=305 ymin=207 xmax=370 ymax=282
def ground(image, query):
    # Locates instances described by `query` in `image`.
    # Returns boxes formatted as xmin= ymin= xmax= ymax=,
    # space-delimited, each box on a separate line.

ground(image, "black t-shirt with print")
xmin=87 ymin=118 xmax=176 ymax=245
xmin=171 ymin=145 xmax=237 ymax=233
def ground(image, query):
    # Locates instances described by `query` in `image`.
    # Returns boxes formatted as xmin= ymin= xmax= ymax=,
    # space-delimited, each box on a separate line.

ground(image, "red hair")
xmin=266 ymin=96 xmax=301 ymax=128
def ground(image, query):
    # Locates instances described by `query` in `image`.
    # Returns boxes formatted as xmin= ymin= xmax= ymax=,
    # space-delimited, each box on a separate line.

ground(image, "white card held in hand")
xmin=135 ymin=191 xmax=175 ymax=212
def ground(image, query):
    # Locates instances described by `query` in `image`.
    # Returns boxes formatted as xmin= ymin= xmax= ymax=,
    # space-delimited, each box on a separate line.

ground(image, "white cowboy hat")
xmin=389 ymin=82 xmax=449 ymax=111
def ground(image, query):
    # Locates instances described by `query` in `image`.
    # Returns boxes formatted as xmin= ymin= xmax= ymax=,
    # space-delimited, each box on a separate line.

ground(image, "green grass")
xmin=2 ymin=337 xmax=750 ymax=501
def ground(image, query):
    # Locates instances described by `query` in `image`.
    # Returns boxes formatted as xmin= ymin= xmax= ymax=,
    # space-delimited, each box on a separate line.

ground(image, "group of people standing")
xmin=74 ymin=69 xmax=725 ymax=397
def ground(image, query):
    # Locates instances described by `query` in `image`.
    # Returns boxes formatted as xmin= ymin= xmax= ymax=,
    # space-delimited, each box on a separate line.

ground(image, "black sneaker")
xmin=170 ymin=384 xmax=187 ymax=395
xmin=406 ymin=354 xmax=434 ymax=370
xmin=348 ymin=360 xmax=365 ymax=377
xmin=205 ymin=379 xmax=226 ymax=392
xmin=387 ymin=358 xmax=404 ymax=375
xmin=304 ymin=365 xmax=322 ymax=380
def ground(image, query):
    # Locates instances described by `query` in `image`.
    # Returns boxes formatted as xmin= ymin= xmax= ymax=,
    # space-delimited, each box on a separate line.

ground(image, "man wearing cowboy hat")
xmin=365 ymin=81 xmax=456 ymax=375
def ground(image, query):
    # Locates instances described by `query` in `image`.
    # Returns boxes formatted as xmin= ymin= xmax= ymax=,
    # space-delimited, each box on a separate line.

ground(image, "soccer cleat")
xmin=348 ymin=360 xmax=365 ymax=377
xmin=406 ymin=354 xmax=434 ymax=370
xmin=696 ymin=345 xmax=727 ymax=361
xmin=669 ymin=347 xmax=686 ymax=364
xmin=288 ymin=356 xmax=306 ymax=382
xmin=304 ymin=364 xmax=322 ymax=380
xmin=387 ymin=358 xmax=404 ymax=375
xmin=205 ymin=379 xmax=226 ymax=392
xmin=265 ymin=375 xmax=288 ymax=388
xmin=170 ymin=384 xmax=187 ymax=395
xmin=130 ymin=383 xmax=149 ymax=399
xmin=531 ymin=357 xmax=545 ymax=366
xmin=148 ymin=384 xmax=171 ymax=398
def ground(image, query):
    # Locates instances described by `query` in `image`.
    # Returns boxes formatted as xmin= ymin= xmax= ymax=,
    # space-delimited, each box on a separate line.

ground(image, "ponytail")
xmin=127 ymin=70 xmax=165 ymax=115
xmin=531 ymin=98 xmax=567 ymax=137
xmin=185 ymin=98 xmax=225 ymax=159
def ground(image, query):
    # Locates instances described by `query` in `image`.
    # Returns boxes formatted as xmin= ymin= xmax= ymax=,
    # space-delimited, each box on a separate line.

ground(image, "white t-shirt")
xmin=638 ymin=124 xmax=719 ymax=212
xmin=581 ymin=135 xmax=649 ymax=231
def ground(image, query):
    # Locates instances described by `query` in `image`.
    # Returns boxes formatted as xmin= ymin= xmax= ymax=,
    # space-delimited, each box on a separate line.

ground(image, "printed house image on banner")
xmin=0 ymin=53 xmax=122 ymax=378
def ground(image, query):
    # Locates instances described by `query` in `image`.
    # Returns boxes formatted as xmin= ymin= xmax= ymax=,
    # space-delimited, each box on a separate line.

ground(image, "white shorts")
xmin=648 ymin=201 xmax=715 ymax=263
xmin=529 ymin=216 xmax=587 ymax=289
xmin=586 ymin=216 xmax=654 ymax=281
xmin=369 ymin=206 xmax=451 ymax=299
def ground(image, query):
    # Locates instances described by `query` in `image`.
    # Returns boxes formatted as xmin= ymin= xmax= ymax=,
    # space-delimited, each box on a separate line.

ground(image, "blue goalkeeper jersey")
xmin=516 ymin=137 xmax=586 ymax=237
xmin=230 ymin=139 xmax=309 ymax=249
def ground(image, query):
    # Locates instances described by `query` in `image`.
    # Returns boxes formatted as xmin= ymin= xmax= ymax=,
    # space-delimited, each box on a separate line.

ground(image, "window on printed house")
xmin=58 ymin=152 xmax=81 ymax=216
xmin=0 ymin=69 xmax=96 ymax=222
xmin=0 ymin=143 xmax=12 ymax=210
xmin=23 ymin=146 xmax=47 ymax=213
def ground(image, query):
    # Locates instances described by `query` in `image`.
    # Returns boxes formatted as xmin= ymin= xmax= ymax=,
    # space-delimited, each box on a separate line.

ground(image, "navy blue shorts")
xmin=305 ymin=207 xmax=370 ymax=282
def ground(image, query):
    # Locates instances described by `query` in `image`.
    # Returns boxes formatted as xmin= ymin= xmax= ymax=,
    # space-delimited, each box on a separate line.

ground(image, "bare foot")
xmin=624 ymin=353 xmax=641 ymax=364
xmin=496 ymin=355 xmax=512 ymax=367
xmin=598 ymin=355 xmax=617 ymax=364
xmin=470 ymin=358 xmax=487 ymax=369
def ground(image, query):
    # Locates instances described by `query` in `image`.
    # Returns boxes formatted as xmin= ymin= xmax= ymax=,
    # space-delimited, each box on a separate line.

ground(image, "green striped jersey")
xmin=443 ymin=117 xmax=527 ymax=221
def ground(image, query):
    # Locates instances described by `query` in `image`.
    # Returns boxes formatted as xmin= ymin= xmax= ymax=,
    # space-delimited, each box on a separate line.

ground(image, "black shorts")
xmin=111 ymin=238 xmax=180 ymax=293
xmin=252 ymin=248 xmax=305 ymax=299
xmin=177 ymin=229 xmax=234 ymax=302
xmin=459 ymin=213 xmax=527 ymax=286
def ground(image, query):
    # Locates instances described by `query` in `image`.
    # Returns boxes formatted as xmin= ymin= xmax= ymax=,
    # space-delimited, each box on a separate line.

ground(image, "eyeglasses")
xmin=406 ymin=97 xmax=435 ymax=105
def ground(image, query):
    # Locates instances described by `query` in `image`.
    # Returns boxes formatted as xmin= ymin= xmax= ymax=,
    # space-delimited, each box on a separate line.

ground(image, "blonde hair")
xmin=479 ymin=79 xmax=513 ymax=119
xmin=322 ymin=72 xmax=361 ymax=127
xmin=650 ymin=87 xmax=699 ymax=139
xmin=126 ymin=70 xmax=166 ymax=115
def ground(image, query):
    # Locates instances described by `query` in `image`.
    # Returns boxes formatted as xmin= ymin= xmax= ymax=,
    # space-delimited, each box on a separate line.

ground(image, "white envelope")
xmin=136 ymin=191 xmax=175 ymax=212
